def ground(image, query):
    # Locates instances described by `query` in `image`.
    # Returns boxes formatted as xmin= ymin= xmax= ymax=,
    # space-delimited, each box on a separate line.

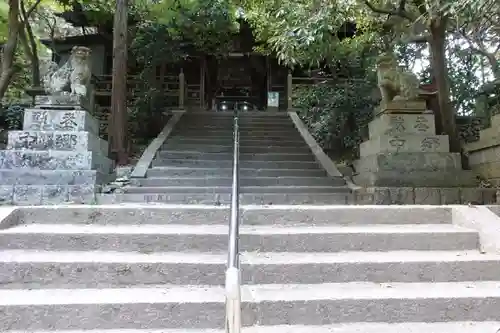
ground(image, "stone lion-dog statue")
xmin=42 ymin=46 xmax=92 ymax=97
xmin=376 ymin=51 xmax=420 ymax=105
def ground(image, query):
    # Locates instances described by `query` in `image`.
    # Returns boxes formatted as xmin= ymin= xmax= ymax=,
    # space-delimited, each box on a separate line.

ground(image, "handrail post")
xmin=287 ymin=71 xmax=293 ymax=111
xmin=179 ymin=68 xmax=185 ymax=110
xmin=225 ymin=110 xmax=241 ymax=333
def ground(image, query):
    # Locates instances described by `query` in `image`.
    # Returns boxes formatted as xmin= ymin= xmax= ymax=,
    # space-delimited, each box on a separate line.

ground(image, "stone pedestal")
xmin=0 ymin=103 xmax=113 ymax=205
xmin=354 ymin=106 xmax=477 ymax=188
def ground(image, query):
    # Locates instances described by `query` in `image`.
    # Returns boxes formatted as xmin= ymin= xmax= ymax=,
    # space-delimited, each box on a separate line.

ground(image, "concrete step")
xmin=32 ymin=322 xmax=494 ymax=333
xmin=0 ymin=250 xmax=224 ymax=288
xmin=97 ymin=193 xmax=229 ymax=204
xmin=155 ymin=151 xmax=316 ymax=162
xmin=122 ymin=186 xmax=350 ymax=194
xmin=160 ymin=144 xmax=311 ymax=154
xmin=241 ymin=323 xmax=500 ymax=333
xmin=0 ymin=224 xmax=477 ymax=253
xmin=165 ymin=137 xmax=307 ymax=147
xmin=171 ymin=129 xmax=300 ymax=136
xmin=1 ymin=250 xmax=498 ymax=288
xmin=238 ymin=206 xmax=453 ymax=225
xmin=169 ymin=133 xmax=303 ymax=141
xmin=97 ymin=192 xmax=353 ymax=205
xmin=18 ymin=205 xmax=230 ymax=225
xmin=151 ymin=159 xmax=321 ymax=169
xmin=137 ymin=176 xmax=345 ymax=187
xmin=3 ymin=282 xmax=500 ymax=329
xmin=18 ymin=205 xmax=453 ymax=226
xmin=145 ymin=167 xmax=326 ymax=178
xmin=174 ymin=125 xmax=298 ymax=132
xmin=174 ymin=121 xmax=296 ymax=128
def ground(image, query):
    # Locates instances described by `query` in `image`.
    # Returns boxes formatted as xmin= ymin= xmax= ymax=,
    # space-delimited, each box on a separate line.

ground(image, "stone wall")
xmin=465 ymin=112 xmax=500 ymax=186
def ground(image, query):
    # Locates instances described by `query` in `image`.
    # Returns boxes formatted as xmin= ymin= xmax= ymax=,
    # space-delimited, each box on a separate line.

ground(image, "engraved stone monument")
xmin=354 ymin=110 xmax=477 ymax=187
xmin=354 ymin=52 xmax=476 ymax=187
xmin=0 ymin=46 xmax=113 ymax=205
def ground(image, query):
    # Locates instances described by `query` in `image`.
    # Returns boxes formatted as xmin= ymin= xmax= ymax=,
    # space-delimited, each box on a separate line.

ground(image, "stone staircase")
xmin=1 ymin=205 xmax=500 ymax=331
xmin=101 ymin=112 xmax=350 ymax=204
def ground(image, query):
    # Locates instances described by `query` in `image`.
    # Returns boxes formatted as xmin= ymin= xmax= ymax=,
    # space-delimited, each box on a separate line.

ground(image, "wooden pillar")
xmin=110 ymin=0 xmax=128 ymax=165
xmin=179 ymin=68 xmax=185 ymax=109
xmin=286 ymin=71 xmax=293 ymax=111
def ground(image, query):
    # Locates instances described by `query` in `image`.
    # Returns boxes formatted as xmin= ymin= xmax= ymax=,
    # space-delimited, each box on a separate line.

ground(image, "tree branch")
xmin=363 ymin=0 xmax=415 ymax=21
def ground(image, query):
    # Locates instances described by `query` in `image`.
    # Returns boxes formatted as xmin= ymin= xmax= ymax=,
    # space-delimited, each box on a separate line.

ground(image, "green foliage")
xmin=242 ymin=0 xmax=381 ymax=67
xmin=130 ymin=0 xmax=238 ymax=139
xmin=293 ymin=78 xmax=377 ymax=160
xmin=1 ymin=104 xmax=26 ymax=130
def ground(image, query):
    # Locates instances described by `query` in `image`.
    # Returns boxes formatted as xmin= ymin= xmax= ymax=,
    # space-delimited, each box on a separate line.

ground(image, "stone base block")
xmin=360 ymin=134 xmax=449 ymax=157
xmin=353 ymin=169 xmax=477 ymax=188
xmin=369 ymin=113 xmax=435 ymax=139
xmin=354 ymin=152 xmax=462 ymax=173
xmin=374 ymin=99 xmax=427 ymax=116
xmin=470 ymin=161 xmax=500 ymax=180
xmin=0 ymin=185 xmax=98 ymax=205
xmin=0 ymin=150 xmax=112 ymax=172
xmin=469 ymin=146 xmax=500 ymax=166
xmin=23 ymin=109 xmax=99 ymax=134
xmin=465 ymin=127 xmax=500 ymax=152
xmin=8 ymin=130 xmax=107 ymax=153
xmin=34 ymin=94 xmax=89 ymax=110
xmin=0 ymin=170 xmax=112 ymax=186
xmin=353 ymin=187 xmax=497 ymax=205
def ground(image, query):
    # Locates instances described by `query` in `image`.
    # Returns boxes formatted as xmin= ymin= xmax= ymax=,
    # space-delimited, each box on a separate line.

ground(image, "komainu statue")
xmin=376 ymin=51 xmax=420 ymax=105
xmin=42 ymin=46 xmax=92 ymax=97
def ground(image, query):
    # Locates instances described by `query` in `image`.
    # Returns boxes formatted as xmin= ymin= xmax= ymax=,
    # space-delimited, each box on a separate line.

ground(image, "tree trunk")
xmin=0 ymin=0 xmax=21 ymax=100
xmin=428 ymin=16 xmax=461 ymax=153
xmin=20 ymin=0 xmax=40 ymax=86
xmin=109 ymin=0 xmax=129 ymax=165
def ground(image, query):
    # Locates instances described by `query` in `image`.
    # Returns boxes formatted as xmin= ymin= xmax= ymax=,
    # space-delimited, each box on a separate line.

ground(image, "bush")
xmin=293 ymin=79 xmax=377 ymax=161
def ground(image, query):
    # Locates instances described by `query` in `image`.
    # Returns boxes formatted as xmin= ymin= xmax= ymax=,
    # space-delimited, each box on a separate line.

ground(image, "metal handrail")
xmin=225 ymin=110 xmax=242 ymax=333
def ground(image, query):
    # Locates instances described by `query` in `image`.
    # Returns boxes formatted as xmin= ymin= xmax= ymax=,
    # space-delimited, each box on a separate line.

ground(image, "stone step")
xmin=0 ymin=170 xmax=108 ymax=186
xmin=160 ymin=144 xmax=311 ymax=154
xmin=1 ymin=250 xmax=498 ymax=288
xmin=165 ymin=137 xmax=307 ymax=146
xmin=97 ymin=192 xmax=353 ymax=205
xmin=7 ymin=130 xmax=107 ymax=152
xmin=18 ymin=206 xmax=452 ymax=226
xmin=174 ymin=125 xmax=297 ymax=132
xmin=0 ymin=224 xmax=478 ymax=253
xmin=151 ymin=159 xmax=321 ymax=169
xmin=155 ymin=151 xmax=316 ymax=162
xmin=169 ymin=132 xmax=303 ymax=140
xmin=18 ymin=205 xmax=231 ymax=225
xmin=37 ymin=322 xmax=493 ymax=333
xmin=146 ymin=167 xmax=326 ymax=178
xmin=182 ymin=112 xmax=290 ymax=119
xmin=23 ymin=109 xmax=99 ymax=134
xmin=174 ymin=121 xmax=296 ymax=128
xmin=122 ymin=186 xmax=350 ymax=194
xmin=0 ymin=150 xmax=112 ymax=172
xmin=238 ymin=206 xmax=453 ymax=225
xmin=137 ymin=176 xmax=345 ymax=187
xmin=3 ymin=282 xmax=500 ymax=329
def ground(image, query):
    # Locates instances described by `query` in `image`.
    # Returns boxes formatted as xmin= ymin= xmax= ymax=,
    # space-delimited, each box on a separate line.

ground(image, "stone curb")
xmin=288 ymin=111 xmax=360 ymax=191
xmin=131 ymin=111 xmax=185 ymax=178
